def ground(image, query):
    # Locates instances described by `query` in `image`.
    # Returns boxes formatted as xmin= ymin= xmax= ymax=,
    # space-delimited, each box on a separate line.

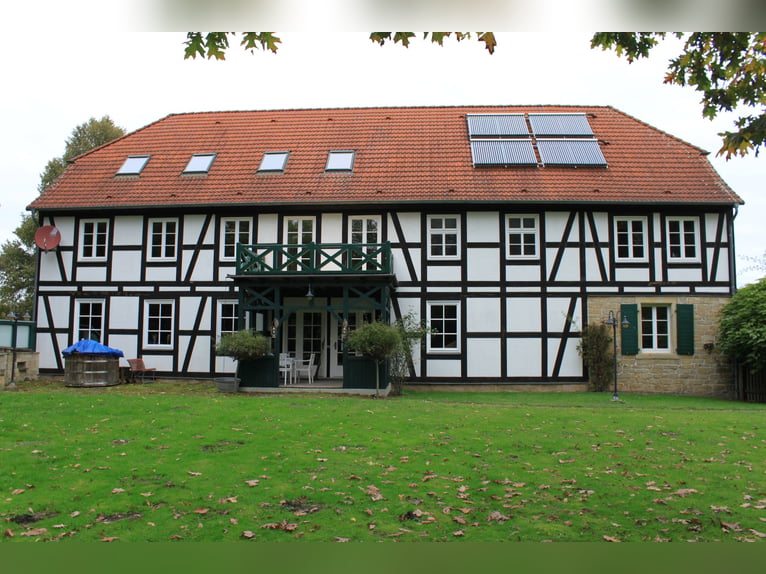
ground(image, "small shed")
xmin=63 ymin=339 xmax=124 ymax=387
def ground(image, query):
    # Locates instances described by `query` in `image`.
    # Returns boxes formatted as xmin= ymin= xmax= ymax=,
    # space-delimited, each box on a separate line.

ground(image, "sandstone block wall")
xmin=586 ymin=296 xmax=734 ymax=398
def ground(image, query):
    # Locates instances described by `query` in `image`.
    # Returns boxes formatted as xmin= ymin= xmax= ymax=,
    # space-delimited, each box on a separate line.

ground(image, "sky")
xmin=1 ymin=21 xmax=763 ymax=285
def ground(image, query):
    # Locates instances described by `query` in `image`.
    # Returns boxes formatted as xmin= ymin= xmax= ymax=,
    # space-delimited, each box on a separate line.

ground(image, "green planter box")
xmin=343 ymin=355 xmax=388 ymax=390
xmin=237 ymin=356 xmax=278 ymax=388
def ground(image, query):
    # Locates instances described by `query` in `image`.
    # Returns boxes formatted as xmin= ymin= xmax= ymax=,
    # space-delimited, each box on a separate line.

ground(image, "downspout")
xmin=729 ymin=204 xmax=742 ymax=399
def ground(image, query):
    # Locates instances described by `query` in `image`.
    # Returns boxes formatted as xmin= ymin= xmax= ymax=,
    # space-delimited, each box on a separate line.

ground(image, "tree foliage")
xmin=215 ymin=329 xmax=272 ymax=361
xmin=0 ymin=116 xmax=125 ymax=316
xmin=38 ymin=116 xmax=125 ymax=193
xmin=0 ymin=215 xmax=36 ymax=318
xmin=577 ymin=323 xmax=614 ymax=392
xmin=591 ymin=32 xmax=766 ymax=159
xmin=718 ymin=280 xmax=766 ymax=372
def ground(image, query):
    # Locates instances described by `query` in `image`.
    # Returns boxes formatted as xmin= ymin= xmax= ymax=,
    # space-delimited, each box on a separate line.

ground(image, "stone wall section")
xmin=586 ymin=296 xmax=734 ymax=398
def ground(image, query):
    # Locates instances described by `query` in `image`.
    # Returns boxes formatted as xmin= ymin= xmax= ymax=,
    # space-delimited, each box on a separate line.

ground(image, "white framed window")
xmin=640 ymin=304 xmax=671 ymax=352
xmin=145 ymin=301 xmax=174 ymax=348
xmin=258 ymin=151 xmax=289 ymax=172
xmin=183 ymin=153 xmax=216 ymax=174
xmin=221 ymin=218 xmax=252 ymax=260
xmin=428 ymin=215 xmax=460 ymax=259
xmin=427 ymin=302 xmax=460 ymax=353
xmin=77 ymin=300 xmax=104 ymax=342
xmin=116 ymin=155 xmax=150 ymax=175
xmin=506 ymin=215 xmax=539 ymax=258
xmin=148 ymin=219 xmax=178 ymax=261
xmin=284 ymin=217 xmax=315 ymax=271
xmin=667 ymin=217 xmax=699 ymax=261
xmin=218 ymin=301 xmax=240 ymax=338
xmin=615 ymin=217 xmax=647 ymax=260
xmin=326 ymin=150 xmax=355 ymax=172
xmin=349 ymin=216 xmax=381 ymax=270
xmin=80 ymin=219 xmax=109 ymax=261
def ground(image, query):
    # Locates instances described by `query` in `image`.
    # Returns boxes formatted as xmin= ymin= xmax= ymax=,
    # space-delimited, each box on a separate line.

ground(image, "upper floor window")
xmin=615 ymin=217 xmax=647 ymax=261
xmin=285 ymin=217 xmax=316 ymax=271
xmin=221 ymin=218 xmax=251 ymax=260
xmin=77 ymin=300 xmax=104 ymax=342
xmin=183 ymin=153 xmax=216 ymax=174
xmin=258 ymin=152 xmax=289 ymax=172
xmin=427 ymin=302 xmax=460 ymax=353
xmin=349 ymin=216 xmax=381 ymax=270
xmin=326 ymin=151 xmax=355 ymax=172
xmin=506 ymin=214 xmax=539 ymax=258
xmin=145 ymin=301 xmax=174 ymax=347
xmin=428 ymin=215 xmax=460 ymax=259
xmin=667 ymin=217 xmax=699 ymax=261
xmin=80 ymin=219 xmax=109 ymax=261
xmin=116 ymin=155 xmax=150 ymax=175
xmin=148 ymin=219 xmax=178 ymax=261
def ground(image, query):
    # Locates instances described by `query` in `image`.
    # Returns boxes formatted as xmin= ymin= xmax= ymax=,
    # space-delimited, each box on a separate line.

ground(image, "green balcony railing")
xmin=236 ymin=242 xmax=392 ymax=275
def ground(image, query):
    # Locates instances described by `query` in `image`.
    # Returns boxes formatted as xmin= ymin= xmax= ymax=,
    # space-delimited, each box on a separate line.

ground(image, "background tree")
xmin=0 ymin=116 xmax=125 ymax=316
xmin=184 ymin=32 xmax=765 ymax=158
xmin=718 ymin=280 xmax=766 ymax=372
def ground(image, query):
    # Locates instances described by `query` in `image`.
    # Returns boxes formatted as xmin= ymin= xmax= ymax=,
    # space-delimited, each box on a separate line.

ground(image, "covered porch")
xmin=231 ymin=242 xmax=396 ymax=390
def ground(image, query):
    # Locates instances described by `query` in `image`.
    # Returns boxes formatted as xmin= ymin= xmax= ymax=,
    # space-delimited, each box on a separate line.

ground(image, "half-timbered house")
xmin=28 ymin=105 xmax=743 ymax=395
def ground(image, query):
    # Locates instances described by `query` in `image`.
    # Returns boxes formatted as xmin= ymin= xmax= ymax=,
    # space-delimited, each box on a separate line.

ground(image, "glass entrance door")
xmin=329 ymin=308 xmax=373 ymax=378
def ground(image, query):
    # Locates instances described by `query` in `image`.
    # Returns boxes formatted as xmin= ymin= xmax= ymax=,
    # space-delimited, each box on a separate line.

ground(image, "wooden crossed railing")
xmin=236 ymin=242 xmax=392 ymax=275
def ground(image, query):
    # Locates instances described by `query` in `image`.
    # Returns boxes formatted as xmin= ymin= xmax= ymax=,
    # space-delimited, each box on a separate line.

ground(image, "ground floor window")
xmin=427 ymin=302 xmax=460 ymax=353
xmin=218 ymin=301 xmax=240 ymax=337
xmin=145 ymin=301 xmax=174 ymax=347
xmin=77 ymin=300 xmax=103 ymax=342
xmin=641 ymin=304 xmax=670 ymax=352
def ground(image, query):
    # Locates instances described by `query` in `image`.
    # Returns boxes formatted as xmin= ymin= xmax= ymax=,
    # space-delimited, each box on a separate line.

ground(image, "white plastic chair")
xmin=279 ymin=353 xmax=294 ymax=385
xmin=294 ymin=353 xmax=315 ymax=384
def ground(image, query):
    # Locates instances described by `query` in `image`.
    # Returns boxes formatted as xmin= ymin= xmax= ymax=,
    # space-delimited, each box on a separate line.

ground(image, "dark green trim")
xmin=676 ymin=303 xmax=695 ymax=355
xmin=620 ymin=304 xmax=639 ymax=355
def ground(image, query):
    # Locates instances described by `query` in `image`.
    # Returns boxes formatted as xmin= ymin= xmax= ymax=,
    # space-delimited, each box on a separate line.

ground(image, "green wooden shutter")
xmin=620 ymin=304 xmax=639 ymax=355
xmin=676 ymin=304 xmax=695 ymax=355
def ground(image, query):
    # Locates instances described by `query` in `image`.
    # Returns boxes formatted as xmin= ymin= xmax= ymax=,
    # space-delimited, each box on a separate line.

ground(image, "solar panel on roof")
xmin=467 ymin=114 xmax=529 ymax=138
xmin=529 ymin=114 xmax=594 ymax=137
xmin=537 ymin=139 xmax=607 ymax=166
xmin=470 ymin=140 xmax=537 ymax=166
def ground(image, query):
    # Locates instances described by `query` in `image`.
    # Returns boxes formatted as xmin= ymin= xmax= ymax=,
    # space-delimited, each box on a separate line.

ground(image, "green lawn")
xmin=1 ymin=381 xmax=765 ymax=542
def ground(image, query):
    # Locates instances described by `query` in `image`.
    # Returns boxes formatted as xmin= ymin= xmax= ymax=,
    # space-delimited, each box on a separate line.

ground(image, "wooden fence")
xmin=737 ymin=364 xmax=766 ymax=403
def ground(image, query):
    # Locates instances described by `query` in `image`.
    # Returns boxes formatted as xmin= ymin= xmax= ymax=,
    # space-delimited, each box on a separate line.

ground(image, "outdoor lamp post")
xmin=604 ymin=310 xmax=630 ymax=401
xmin=6 ymin=311 xmax=30 ymax=391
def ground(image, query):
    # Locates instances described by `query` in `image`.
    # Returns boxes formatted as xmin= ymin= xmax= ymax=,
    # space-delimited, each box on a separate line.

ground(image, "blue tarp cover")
xmin=62 ymin=339 xmax=124 ymax=358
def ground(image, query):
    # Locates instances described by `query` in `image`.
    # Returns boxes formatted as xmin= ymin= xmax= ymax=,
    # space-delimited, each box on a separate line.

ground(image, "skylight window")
xmin=117 ymin=155 xmax=150 ymax=175
xmin=258 ymin=151 xmax=289 ymax=172
xmin=183 ymin=153 xmax=216 ymax=174
xmin=325 ymin=151 xmax=355 ymax=172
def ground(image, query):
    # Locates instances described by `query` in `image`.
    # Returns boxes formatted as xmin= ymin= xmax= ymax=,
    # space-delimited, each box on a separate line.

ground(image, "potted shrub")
xmin=346 ymin=321 xmax=402 ymax=397
xmin=214 ymin=330 xmax=272 ymax=391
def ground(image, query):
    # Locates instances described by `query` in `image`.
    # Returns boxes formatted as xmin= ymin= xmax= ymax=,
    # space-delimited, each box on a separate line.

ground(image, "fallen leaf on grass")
xmin=487 ymin=511 xmax=510 ymax=523
xmin=261 ymin=520 xmax=297 ymax=531
xmin=603 ymin=535 xmax=621 ymax=542
xmin=749 ymin=529 xmax=766 ymax=538
xmin=453 ymin=530 xmax=465 ymax=537
xmin=193 ymin=507 xmax=209 ymax=514
xmin=101 ymin=536 xmax=119 ymax=542
xmin=11 ymin=489 xmax=25 ymax=495
xmin=218 ymin=496 xmax=238 ymax=504
xmin=111 ymin=488 xmax=125 ymax=494
xmin=20 ymin=528 xmax=47 ymax=537
xmin=333 ymin=537 xmax=350 ymax=542
xmin=721 ymin=521 xmax=743 ymax=532
xmin=365 ymin=485 xmax=384 ymax=501
xmin=187 ymin=471 xmax=202 ymax=476
xmin=241 ymin=530 xmax=256 ymax=539
xmin=4 ymin=529 xmax=14 ymax=537
xmin=245 ymin=479 xmax=260 ymax=487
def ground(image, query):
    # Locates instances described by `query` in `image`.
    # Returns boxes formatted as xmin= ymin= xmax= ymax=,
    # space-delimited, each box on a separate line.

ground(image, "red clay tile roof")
xmin=28 ymin=105 xmax=742 ymax=212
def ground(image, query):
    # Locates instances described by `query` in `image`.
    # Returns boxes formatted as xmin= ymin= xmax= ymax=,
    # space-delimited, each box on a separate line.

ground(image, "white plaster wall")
xmin=145 ymin=267 xmax=177 ymax=282
xmin=257 ymin=214 xmax=279 ymax=242
xmin=392 ymin=247 xmax=420 ymax=282
xmin=322 ymin=213 xmax=343 ymax=243
xmin=507 ymin=338 xmax=542 ymax=376
xmin=505 ymin=265 xmax=541 ymax=282
xmin=426 ymin=266 xmax=461 ymax=283
xmin=468 ymin=248 xmax=500 ymax=282
xmin=426 ymin=359 xmax=461 ymax=378
xmin=546 ymin=212 xmax=579 ymax=243
xmin=75 ymin=267 xmax=107 ymax=282
xmin=109 ymin=297 xmax=140 ymax=330
xmin=114 ymin=216 xmax=143 ymax=245
xmin=667 ymin=268 xmax=702 ymax=283
xmin=183 ymin=215 xmax=210 ymax=244
xmin=184 ymin=250 xmax=214 ymax=282
xmin=466 ymin=298 xmax=501 ymax=333
xmin=466 ymin=212 xmax=499 ymax=242
xmin=708 ymin=249 xmax=729 ymax=282
xmin=548 ymin=338 xmax=583 ymax=377
xmin=180 ymin=335 xmax=211 ymax=373
xmin=111 ymin=251 xmax=142 ymax=282
xmin=392 ymin=212 xmax=421 ymax=243
xmin=467 ymin=339 xmax=501 ymax=377
xmin=546 ymin=297 xmax=580 ymax=333
xmin=546 ymin=247 xmax=580 ymax=281
xmin=39 ymin=251 xmax=68 ymax=282
xmin=615 ymin=267 xmax=651 ymax=283
xmin=506 ymin=297 xmax=541 ymax=332
xmin=179 ymin=297 xmax=210 ymax=331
